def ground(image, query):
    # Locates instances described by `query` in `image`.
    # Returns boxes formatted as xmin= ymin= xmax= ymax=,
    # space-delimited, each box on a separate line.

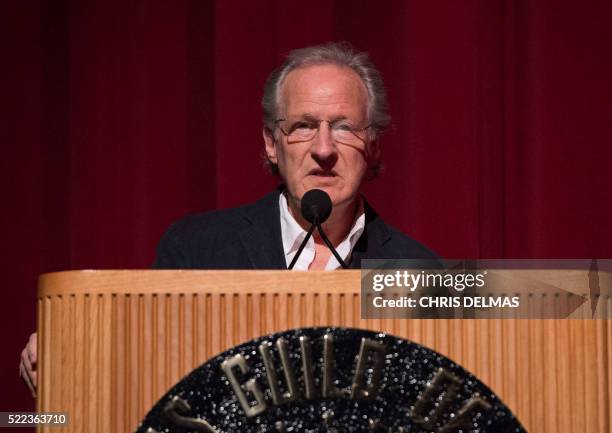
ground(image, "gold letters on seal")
xmin=222 ymin=334 xmax=386 ymax=417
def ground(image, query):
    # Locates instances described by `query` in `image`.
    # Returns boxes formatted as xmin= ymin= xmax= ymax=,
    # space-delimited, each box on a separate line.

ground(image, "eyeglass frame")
xmin=273 ymin=117 xmax=374 ymax=145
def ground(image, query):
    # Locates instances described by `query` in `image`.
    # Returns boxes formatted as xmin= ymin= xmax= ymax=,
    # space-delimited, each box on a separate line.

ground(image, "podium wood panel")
xmin=37 ymin=270 xmax=611 ymax=433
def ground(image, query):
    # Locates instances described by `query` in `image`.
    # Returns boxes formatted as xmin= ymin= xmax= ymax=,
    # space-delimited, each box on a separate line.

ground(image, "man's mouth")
xmin=308 ymin=169 xmax=336 ymax=177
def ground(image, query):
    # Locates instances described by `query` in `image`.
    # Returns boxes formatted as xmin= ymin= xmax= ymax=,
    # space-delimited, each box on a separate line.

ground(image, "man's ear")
xmin=263 ymin=128 xmax=278 ymax=164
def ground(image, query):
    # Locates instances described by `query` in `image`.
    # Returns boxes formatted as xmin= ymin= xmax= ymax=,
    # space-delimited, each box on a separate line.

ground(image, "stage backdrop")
xmin=1 ymin=0 xmax=611 ymax=423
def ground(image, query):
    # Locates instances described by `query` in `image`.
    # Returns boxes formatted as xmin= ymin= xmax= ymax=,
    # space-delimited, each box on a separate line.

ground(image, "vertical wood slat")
xmin=38 ymin=296 xmax=51 ymax=433
xmin=571 ymin=320 xmax=587 ymax=433
xmin=129 ymin=295 xmax=139 ymax=432
xmin=101 ymin=294 xmax=112 ymax=433
xmin=140 ymin=295 xmax=153 ymax=418
xmin=74 ymin=294 xmax=85 ymax=433
xmin=598 ymin=319 xmax=611 ymax=433
xmin=502 ymin=319 xmax=518 ymax=413
xmin=490 ymin=320 xmax=504 ymax=403
xmin=60 ymin=295 xmax=74 ymax=431
xmin=38 ymin=271 xmax=611 ymax=433
xmin=543 ymin=320 xmax=558 ymax=433
xmin=85 ymin=295 xmax=95 ymax=433
xmin=55 ymin=295 xmax=63 ymax=424
xmin=517 ymin=320 xmax=531 ymax=429
xmin=529 ymin=320 xmax=544 ymax=433
xmin=608 ymin=315 xmax=612 ymax=431
xmin=50 ymin=297 xmax=62 ymax=414
xmin=556 ymin=319 xmax=571 ymax=432
xmin=585 ymin=321 xmax=599 ymax=433
xmin=113 ymin=294 xmax=123 ymax=433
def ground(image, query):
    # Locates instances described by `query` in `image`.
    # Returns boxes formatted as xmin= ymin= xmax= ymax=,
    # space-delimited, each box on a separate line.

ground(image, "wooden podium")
xmin=37 ymin=270 xmax=611 ymax=433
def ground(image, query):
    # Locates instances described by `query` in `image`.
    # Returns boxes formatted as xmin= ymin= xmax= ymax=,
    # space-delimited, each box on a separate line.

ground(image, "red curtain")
xmin=2 ymin=0 xmax=611 ymax=416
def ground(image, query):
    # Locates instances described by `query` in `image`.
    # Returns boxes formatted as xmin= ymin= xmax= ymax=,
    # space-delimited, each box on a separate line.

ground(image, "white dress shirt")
xmin=279 ymin=193 xmax=365 ymax=270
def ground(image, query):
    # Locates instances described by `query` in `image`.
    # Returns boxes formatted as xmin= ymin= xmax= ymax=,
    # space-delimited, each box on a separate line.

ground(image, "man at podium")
xmin=153 ymin=42 xmax=436 ymax=271
xmin=19 ymin=42 xmax=436 ymax=396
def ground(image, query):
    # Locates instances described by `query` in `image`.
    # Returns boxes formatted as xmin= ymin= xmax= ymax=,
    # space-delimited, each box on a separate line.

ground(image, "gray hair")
xmin=262 ymin=42 xmax=391 ymax=140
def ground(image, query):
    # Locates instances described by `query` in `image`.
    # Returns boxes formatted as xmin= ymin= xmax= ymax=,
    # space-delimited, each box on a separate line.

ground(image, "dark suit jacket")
xmin=152 ymin=189 xmax=438 ymax=269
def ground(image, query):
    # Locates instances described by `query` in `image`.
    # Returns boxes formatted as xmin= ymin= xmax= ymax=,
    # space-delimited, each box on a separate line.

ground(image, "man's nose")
xmin=310 ymin=122 xmax=337 ymax=160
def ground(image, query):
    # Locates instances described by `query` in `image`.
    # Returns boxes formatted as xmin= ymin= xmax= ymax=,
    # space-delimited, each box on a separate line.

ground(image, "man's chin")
xmin=302 ymin=184 xmax=337 ymax=199
xmin=314 ymin=189 xmax=356 ymax=210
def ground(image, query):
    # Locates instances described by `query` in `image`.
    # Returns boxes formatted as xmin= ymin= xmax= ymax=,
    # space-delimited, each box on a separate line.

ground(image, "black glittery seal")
xmin=136 ymin=327 xmax=526 ymax=433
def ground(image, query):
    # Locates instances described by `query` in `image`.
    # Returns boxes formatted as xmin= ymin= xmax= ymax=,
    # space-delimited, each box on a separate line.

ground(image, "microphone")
xmin=301 ymin=189 xmax=332 ymax=225
xmin=287 ymin=189 xmax=348 ymax=270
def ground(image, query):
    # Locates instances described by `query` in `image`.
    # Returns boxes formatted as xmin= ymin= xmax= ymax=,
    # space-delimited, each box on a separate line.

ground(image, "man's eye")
xmin=334 ymin=122 xmax=354 ymax=132
xmin=291 ymin=122 xmax=316 ymax=132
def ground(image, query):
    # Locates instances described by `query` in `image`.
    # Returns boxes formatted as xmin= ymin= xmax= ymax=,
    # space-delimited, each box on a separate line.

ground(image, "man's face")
xmin=264 ymin=64 xmax=376 ymax=211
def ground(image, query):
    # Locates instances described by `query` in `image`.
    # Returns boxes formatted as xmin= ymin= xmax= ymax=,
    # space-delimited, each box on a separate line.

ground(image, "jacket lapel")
xmin=349 ymin=200 xmax=391 ymax=268
xmin=238 ymin=189 xmax=287 ymax=269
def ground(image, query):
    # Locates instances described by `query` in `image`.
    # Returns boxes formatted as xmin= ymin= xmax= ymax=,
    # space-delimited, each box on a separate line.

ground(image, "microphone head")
xmin=301 ymin=189 xmax=332 ymax=224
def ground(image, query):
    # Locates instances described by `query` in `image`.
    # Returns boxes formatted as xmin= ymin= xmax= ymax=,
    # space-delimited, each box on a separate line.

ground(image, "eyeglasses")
xmin=274 ymin=118 xmax=372 ymax=145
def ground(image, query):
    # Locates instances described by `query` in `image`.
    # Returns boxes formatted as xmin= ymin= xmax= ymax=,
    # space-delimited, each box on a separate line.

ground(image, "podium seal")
xmin=137 ymin=328 xmax=526 ymax=433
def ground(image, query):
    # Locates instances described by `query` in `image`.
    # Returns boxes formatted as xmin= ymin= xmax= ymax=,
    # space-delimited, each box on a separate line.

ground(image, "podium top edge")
xmin=37 ymin=269 xmax=362 ymax=297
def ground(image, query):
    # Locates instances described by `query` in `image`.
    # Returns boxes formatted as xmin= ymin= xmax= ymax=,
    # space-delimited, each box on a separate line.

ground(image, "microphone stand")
xmin=288 ymin=217 xmax=348 ymax=270
xmin=288 ymin=220 xmax=317 ymax=270
xmin=316 ymin=220 xmax=348 ymax=269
